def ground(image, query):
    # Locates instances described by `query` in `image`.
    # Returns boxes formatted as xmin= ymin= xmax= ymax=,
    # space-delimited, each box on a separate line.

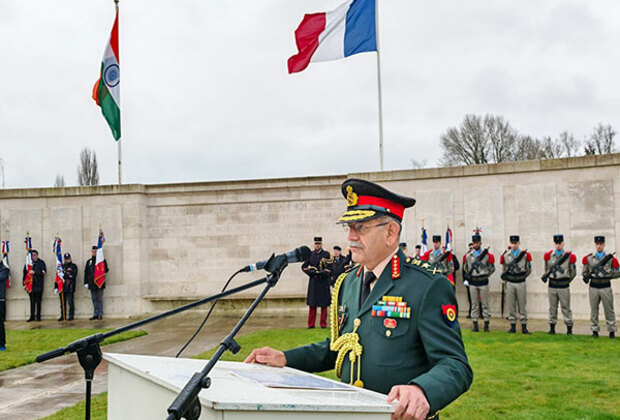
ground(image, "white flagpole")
xmin=115 ymin=0 xmax=122 ymax=185
xmin=375 ymin=0 xmax=385 ymax=171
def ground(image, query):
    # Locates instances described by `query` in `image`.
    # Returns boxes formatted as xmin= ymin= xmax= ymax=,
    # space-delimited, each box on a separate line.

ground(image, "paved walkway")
xmin=0 ymin=315 xmax=598 ymax=419
xmin=0 ymin=314 xmax=308 ymax=419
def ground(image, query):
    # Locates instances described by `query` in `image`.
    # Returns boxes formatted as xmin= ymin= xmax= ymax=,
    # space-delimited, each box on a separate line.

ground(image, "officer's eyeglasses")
xmin=343 ymin=222 xmax=389 ymax=234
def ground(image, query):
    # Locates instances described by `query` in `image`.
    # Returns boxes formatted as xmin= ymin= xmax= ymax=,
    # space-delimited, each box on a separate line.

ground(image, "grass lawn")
xmin=0 ymin=328 xmax=147 ymax=372
xmin=46 ymin=327 xmax=619 ymax=420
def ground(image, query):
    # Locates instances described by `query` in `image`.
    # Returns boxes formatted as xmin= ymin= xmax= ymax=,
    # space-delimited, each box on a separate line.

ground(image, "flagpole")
xmin=115 ymin=0 xmax=122 ymax=185
xmin=375 ymin=0 xmax=384 ymax=171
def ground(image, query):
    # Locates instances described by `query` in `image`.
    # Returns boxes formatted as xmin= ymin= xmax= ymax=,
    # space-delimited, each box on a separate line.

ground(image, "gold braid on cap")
xmin=330 ymin=272 xmax=364 ymax=388
xmin=338 ymin=210 xmax=376 ymax=222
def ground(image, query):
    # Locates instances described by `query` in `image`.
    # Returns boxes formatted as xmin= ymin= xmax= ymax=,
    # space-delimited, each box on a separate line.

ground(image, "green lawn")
xmin=45 ymin=327 xmax=620 ymax=420
xmin=0 ymin=328 xmax=147 ymax=372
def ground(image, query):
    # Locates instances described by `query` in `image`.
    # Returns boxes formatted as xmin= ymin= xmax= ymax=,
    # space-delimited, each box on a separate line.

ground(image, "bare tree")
xmin=77 ymin=148 xmax=100 ymax=186
xmin=485 ymin=115 xmax=517 ymax=163
xmin=584 ymin=123 xmax=616 ymax=155
xmin=513 ymin=135 xmax=544 ymax=161
xmin=54 ymin=174 xmax=66 ymax=188
xmin=557 ymin=131 xmax=580 ymax=157
xmin=540 ymin=136 xmax=564 ymax=159
xmin=410 ymin=159 xmax=428 ymax=169
xmin=439 ymin=115 xmax=489 ymax=166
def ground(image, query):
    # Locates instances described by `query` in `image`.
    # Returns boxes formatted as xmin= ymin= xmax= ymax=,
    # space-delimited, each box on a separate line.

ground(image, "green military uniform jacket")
xmin=285 ymin=248 xmax=472 ymax=415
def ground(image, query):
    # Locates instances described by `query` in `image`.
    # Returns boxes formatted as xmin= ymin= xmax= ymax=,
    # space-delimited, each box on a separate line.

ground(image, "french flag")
xmin=288 ymin=0 xmax=377 ymax=74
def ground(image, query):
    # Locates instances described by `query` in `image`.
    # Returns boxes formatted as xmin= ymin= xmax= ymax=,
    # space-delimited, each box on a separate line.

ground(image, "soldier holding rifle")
xmin=542 ymin=234 xmax=576 ymax=335
xmin=463 ymin=234 xmax=495 ymax=332
xmin=500 ymin=235 xmax=532 ymax=334
xmin=421 ymin=236 xmax=454 ymax=284
xmin=582 ymin=236 xmax=619 ymax=338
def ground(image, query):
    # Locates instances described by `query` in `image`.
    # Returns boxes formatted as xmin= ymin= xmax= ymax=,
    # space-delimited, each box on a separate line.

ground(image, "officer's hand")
xmin=244 ymin=347 xmax=286 ymax=367
xmin=387 ymin=385 xmax=430 ymax=420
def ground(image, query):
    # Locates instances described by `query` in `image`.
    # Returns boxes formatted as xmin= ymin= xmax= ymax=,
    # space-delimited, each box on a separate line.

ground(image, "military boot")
xmin=610 ymin=332 xmax=615 ymax=339
xmin=472 ymin=321 xmax=479 ymax=332
xmin=548 ymin=324 xmax=556 ymax=335
xmin=566 ymin=325 xmax=573 ymax=335
xmin=484 ymin=321 xmax=490 ymax=333
xmin=508 ymin=323 xmax=516 ymax=333
xmin=592 ymin=331 xmax=599 ymax=338
xmin=521 ymin=324 xmax=531 ymax=335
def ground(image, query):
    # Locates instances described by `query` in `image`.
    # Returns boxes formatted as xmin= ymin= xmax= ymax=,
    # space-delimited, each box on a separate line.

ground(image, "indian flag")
xmin=92 ymin=10 xmax=121 ymax=141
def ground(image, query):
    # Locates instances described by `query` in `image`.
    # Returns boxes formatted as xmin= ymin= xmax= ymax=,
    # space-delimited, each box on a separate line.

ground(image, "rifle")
xmin=431 ymin=251 xmax=452 ymax=269
xmin=583 ymin=252 xmax=615 ymax=284
xmin=463 ymin=247 xmax=490 ymax=285
xmin=500 ymin=250 xmax=528 ymax=281
xmin=541 ymin=251 xmax=571 ymax=283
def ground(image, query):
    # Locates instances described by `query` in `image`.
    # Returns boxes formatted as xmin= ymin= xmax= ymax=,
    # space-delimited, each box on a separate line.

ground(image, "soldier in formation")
xmin=500 ymin=235 xmax=532 ymax=334
xmin=582 ymin=236 xmax=619 ymax=338
xmin=542 ymin=234 xmax=576 ymax=335
xmin=463 ymin=235 xmax=495 ymax=332
xmin=301 ymin=237 xmax=331 ymax=328
xmin=421 ymin=235 xmax=454 ymax=285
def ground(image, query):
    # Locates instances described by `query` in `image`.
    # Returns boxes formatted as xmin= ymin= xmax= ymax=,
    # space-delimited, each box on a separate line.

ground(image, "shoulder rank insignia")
xmin=442 ymin=304 xmax=457 ymax=326
xmin=391 ymin=254 xmax=401 ymax=279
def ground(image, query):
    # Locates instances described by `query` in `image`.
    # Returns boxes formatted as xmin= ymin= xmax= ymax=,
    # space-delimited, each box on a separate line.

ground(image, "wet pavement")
xmin=0 ymin=314 xmax=308 ymax=419
xmin=0 ymin=315 xmax=598 ymax=419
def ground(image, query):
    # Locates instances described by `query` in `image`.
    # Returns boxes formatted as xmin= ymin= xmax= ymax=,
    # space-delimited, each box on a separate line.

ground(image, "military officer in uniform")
xmin=421 ymin=236 xmax=454 ymax=285
xmin=500 ymin=235 xmax=532 ymax=334
xmin=462 ymin=235 xmax=495 ymax=332
xmin=246 ymin=179 xmax=472 ymax=420
xmin=301 ymin=237 xmax=332 ymax=328
xmin=328 ymin=245 xmax=352 ymax=286
xmin=412 ymin=245 xmax=422 ymax=261
xmin=542 ymin=234 xmax=576 ymax=335
xmin=582 ymin=236 xmax=619 ymax=338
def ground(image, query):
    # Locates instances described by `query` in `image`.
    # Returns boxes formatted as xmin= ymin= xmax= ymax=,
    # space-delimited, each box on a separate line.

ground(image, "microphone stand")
xmin=36 ymin=253 xmax=290 ymax=420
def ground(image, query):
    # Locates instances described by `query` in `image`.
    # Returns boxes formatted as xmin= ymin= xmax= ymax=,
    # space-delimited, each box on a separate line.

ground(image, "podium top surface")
xmin=104 ymin=353 xmax=395 ymax=413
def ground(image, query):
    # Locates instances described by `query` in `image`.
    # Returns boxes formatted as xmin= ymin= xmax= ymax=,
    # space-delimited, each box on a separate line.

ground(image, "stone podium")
xmin=104 ymin=353 xmax=394 ymax=419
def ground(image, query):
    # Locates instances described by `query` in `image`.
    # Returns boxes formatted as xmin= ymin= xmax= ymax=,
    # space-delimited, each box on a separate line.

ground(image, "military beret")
xmin=314 ymin=237 xmax=323 ymax=243
xmin=333 ymin=245 xmax=342 ymax=251
xmin=338 ymin=178 xmax=415 ymax=224
xmin=399 ymin=242 xmax=407 ymax=248
xmin=594 ymin=236 xmax=605 ymax=244
xmin=64 ymin=252 xmax=71 ymax=259
xmin=472 ymin=235 xmax=481 ymax=242
xmin=553 ymin=234 xmax=563 ymax=244
xmin=432 ymin=235 xmax=441 ymax=242
xmin=509 ymin=235 xmax=519 ymax=243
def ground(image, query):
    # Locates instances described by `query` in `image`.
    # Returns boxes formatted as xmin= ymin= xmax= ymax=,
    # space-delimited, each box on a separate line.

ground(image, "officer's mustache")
xmin=349 ymin=241 xmax=364 ymax=249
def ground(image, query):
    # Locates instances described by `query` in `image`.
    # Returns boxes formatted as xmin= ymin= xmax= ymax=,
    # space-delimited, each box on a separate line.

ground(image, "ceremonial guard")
xmin=247 ymin=179 xmax=472 ymax=419
xmin=542 ymin=234 xmax=576 ymax=335
xmin=84 ymin=246 xmax=108 ymax=320
xmin=582 ymin=236 xmax=619 ymax=338
xmin=412 ymin=244 xmax=422 ymax=261
xmin=328 ymin=246 xmax=351 ymax=286
xmin=399 ymin=242 xmax=408 ymax=256
xmin=61 ymin=253 xmax=78 ymax=321
xmin=500 ymin=235 xmax=532 ymax=334
xmin=421 ymin=236 xmax=454 ymax=285
xmin=0 ymin=255 xmax=9 ymax=351
xmin=23 ymin=250 xmax=46 ymax=322
xmin=301 ymin=237 xmax=331 ymax=328
xmin=462 ymin=235 xmax=495 ymax=332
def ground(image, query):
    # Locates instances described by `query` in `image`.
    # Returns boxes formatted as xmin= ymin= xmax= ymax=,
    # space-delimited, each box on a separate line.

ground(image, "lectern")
xmin=104 ymin=353 xmax=394 ymax=419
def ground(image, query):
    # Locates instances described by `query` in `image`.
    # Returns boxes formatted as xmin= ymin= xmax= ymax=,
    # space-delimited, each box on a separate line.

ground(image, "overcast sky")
xmin=1 ymin=0 xmax=619 ymax=188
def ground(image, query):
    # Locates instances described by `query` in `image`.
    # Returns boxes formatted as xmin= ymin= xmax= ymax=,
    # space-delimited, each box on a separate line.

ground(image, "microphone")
xmin=241 ymin=246 xmax=312 ymax=272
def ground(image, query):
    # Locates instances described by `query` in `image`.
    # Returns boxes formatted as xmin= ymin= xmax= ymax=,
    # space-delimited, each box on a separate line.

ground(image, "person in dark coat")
xmin=328 ymin=246 xmax=352 ymax=286
xmin=60 ymin=253 xmax=78 ymax=321
xmin=301 ymin=237 xmax=331 ymax=328
xmin=84 ymin=246 xmax=109 ymax=320
xmin=23 ymin=250 xmax=46 ymax=322
xmin=0 ymin=259 xmax=9 ymax=350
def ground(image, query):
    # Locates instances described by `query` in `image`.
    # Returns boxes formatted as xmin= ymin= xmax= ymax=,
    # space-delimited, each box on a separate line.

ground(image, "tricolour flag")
xmin=94 ymin=229 xmax=106 ymax=289
xmin=445 ymin=227 xmax=453 ymax=252
xmin=287 ymin=0 xmax=376 ymax=74
xmin=24 ymin=236 xmax=33 ymax=293
xmin=53 ymin=237 xmax=64 ymax=294
xmin=421 ymin=227 xmax=428 ymax=254
xmin=2 ymin=241 xmax=10 ymax=289
xmin=92 ymin=10 xmax=121 ymax=140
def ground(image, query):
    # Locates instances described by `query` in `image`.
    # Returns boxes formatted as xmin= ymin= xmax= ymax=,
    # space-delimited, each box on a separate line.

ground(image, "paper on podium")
xmin=228 ymin=368 xmax=352 ymax=390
